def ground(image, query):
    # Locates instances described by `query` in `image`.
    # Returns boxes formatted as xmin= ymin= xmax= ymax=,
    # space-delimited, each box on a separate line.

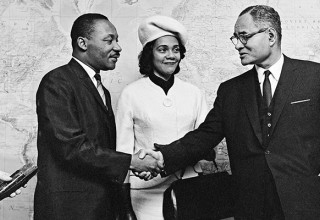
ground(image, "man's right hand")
xmin=130 ymin=149 xmax=164 ymax=178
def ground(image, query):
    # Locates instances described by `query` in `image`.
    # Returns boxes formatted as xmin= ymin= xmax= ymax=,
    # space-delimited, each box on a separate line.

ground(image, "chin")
xmin=104 ymin=64 xmax=116 ymax=70
xmin=240 ymin=58 xmax=254 ymax=66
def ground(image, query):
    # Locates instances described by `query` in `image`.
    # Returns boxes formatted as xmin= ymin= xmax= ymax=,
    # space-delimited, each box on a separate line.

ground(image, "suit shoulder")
xmin=220 ymin=69 xmax=251 ymax=88
xmin=38 ymin=64 xmax=73 ymax=91
xmin=289 ymin=57 xmax=320 ymax=70
xmin=42 ymin=64 xmax=71 ymax=81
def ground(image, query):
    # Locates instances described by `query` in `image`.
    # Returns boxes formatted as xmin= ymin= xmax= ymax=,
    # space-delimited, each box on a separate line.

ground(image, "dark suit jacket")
xmin=159 ymin=56 xmax=320 ymax=219
xmin=34 ymin=59 xmax=131 ymax=220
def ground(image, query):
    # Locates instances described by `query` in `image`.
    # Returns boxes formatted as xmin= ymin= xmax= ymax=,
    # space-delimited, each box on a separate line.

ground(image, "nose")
xmin=166 ymin=50 xmax=175 ymax=59
xmin=234 ymin=39 xmax=244 ymax=50
xmin=113 ymin=41 xmax=122 ymax=52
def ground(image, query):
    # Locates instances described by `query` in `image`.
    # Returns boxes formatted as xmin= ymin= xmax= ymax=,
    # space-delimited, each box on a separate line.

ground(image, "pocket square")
xmin=290 ymin=99 xmax=310 ymax=104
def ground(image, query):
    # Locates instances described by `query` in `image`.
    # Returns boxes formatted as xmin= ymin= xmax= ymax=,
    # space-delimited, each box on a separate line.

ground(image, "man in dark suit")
xmin=34 ymin=13 xmax=162 ymax=220
xmin=145 ymin=5 xmax=320 ymax=219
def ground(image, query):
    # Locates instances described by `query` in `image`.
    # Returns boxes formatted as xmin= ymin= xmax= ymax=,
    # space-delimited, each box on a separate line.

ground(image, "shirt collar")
xmin=149 ymin=72 xmax=174 ymax=95
xmin=72 ymin=57 xmax=97 ymax=80
xmin=256 ymin=54 xmax=284 ymax=84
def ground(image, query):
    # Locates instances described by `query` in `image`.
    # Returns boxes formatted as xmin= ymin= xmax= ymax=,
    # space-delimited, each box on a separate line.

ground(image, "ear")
xmin=268 ymin=28 xmax=277 ymax=46
xmin=77 ymin=37 xmax=87 ymax=51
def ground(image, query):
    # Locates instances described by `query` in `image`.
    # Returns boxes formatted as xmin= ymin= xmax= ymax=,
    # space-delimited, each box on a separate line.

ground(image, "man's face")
xmin=86 ymin=19 xmax=122 ymax=71
xmin=152 ymin=35 xmax=181 ymax=80
xmin=233 ymin=13 xmax=271 ymax=66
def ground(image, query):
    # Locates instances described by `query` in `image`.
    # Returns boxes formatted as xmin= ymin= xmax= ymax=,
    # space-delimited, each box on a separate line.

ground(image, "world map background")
xmin=1 ymin=0 xmax=320 ymax=219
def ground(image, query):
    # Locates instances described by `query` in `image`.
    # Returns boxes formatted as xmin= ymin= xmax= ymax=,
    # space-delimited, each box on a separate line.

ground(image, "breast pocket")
xmin=288 ymin=97 xmax=320 ymax=135
xmin=289 ymin=98 xmax=319 ymax=118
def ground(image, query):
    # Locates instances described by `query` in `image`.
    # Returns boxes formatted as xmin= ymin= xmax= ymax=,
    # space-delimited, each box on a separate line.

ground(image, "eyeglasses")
xmin=230 ymin=28 xmax=269 ymax=45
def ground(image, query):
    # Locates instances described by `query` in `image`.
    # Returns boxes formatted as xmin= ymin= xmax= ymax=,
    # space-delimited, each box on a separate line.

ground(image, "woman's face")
xmin=152 ymin=35 xmax=181 ymax=80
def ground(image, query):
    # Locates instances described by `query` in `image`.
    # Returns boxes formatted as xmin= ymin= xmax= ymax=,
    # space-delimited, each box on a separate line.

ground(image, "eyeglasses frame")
xmin=230 ymin=27 xmax=269 ymax=45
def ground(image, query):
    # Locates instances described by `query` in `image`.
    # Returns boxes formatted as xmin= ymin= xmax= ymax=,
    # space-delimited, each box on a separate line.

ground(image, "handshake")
xmin=129 ymin=149 xmax=164 ymax=181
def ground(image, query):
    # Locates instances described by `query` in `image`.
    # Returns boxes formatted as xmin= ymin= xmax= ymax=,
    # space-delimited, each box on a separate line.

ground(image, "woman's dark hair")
xmin=138 ymin=37 xmax=186 ymax=77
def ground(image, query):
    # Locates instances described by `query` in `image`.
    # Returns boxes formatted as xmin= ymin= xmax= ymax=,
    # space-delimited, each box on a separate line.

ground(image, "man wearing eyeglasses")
xmin=144 ymin=5 xmax=320 ymax=220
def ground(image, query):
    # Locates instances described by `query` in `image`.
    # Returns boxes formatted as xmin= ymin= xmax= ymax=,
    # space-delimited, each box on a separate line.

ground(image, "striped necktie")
xmin=94 ymin=73 xmax=107 ymax=107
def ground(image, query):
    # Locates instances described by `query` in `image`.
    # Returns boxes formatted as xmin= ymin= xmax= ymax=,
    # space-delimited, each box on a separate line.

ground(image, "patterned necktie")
xmin=94 ymin=73 xmax=107 ymax=108
xmin=263 ymin=70 xmax=272 ymax=107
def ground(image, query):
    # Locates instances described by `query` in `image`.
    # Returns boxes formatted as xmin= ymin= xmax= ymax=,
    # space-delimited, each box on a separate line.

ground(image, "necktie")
xmin=263 ymin=70 xmax=272 ymax=107
xmin=94 ymin=73 xmax=107 ymax=108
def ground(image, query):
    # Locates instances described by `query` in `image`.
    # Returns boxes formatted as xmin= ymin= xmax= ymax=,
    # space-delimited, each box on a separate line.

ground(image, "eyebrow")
xmin=234 ymin=31 xmax=248 ymax=36
xmin=103 ymin=34 xmax=118 ymax=40
xmin=156 ymin=44 xmax=179 ymax=47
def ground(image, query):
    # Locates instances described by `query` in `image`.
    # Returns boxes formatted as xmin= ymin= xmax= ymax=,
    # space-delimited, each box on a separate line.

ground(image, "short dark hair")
xmin=138 ymin=37 xmax=186 ymax=77
xmin=70 ymin=13 xmax=109 ymax=48
xmin=240 ymin=5 xmax=282 ymax=43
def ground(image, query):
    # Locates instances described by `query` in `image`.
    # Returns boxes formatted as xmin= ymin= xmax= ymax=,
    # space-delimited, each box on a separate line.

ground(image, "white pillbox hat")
xmin=138 ymin=15 xmax=188 ymax=47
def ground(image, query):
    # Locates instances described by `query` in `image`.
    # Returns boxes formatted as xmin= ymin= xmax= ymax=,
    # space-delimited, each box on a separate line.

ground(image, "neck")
xmin=257 ymin=50 xmax=281 ymax=69
xmin=73 ymin=53 xmax=99 ymax=73
xmin=154 ymin=72 xmax=172 ymax=81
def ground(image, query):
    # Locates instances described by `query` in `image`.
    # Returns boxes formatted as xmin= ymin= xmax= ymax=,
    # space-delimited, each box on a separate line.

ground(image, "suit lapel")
xmin=242 ymin=68 xmax=263 ymax=145
xmin=270 ymin=56 xmax=299 ymax=135
xmin=68 ymin=59 xmax=109 ymax=113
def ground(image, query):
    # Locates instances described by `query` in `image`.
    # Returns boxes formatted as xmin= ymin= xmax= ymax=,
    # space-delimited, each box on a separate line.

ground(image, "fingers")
xmin=141 ymin=149 xmax=164 ymax=169
xmin=0 ymin=170 xmax=12 ymax=181
xmin=10 ymin=192 xmax=16 ymax=198
xmin=9 ymin=189 xmax=21 ymax=198
xmin=131 ymin=150 xmax=164 ymax=177
xmin=147 ymin=149 xmax=162 ymax=160
xmin=138 ymin=149 xmax=160 ymax=160
xmin=0 ymin=171 xmax=25 ymax=198
xmin=133 ymin=171 xmax=148 ymax=178
xmin=133 ymin=171 xmax=154 ymax=181
xmin=138 ymin=149 xmax=146 ymax=159
xmin=157 ymin=159 xmax=164 ymax=170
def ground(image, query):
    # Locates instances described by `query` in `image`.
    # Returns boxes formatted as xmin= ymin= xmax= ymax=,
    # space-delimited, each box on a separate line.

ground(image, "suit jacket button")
xmin=265 ymin=150 xmax=271 ymax=155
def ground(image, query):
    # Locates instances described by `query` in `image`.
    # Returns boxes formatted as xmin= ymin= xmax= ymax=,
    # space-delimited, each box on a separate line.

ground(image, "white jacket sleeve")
xmin=116 ymin=89 xmax=135 ymax=154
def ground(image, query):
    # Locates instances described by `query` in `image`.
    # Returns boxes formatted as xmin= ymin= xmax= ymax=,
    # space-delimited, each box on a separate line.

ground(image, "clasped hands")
xmin=130 ymin=149 xmax=164 ymax=181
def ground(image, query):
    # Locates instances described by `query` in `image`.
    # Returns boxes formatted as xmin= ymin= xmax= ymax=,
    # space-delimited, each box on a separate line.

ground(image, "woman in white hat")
xmin=116 ymin=15 xmax=209 ymax=220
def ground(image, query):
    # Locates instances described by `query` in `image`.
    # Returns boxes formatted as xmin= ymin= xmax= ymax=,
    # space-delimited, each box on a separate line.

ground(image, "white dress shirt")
xmin=256 ymin=54 xmax=284 ymax=97
xmin=73 ymin=57 xmax=99 ymax=87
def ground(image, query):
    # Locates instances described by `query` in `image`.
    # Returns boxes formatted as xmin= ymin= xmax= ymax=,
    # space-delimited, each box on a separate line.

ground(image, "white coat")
xmin=116 ymin=76 xmax=208 ymax=219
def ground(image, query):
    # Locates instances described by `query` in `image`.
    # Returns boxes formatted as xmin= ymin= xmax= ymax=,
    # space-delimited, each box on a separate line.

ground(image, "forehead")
xmin=92 ymin=19 xmax=118 ymax=37
xmin=154 ymin=35 xmax=179 ymax=47
xmin=234 ymin=13 xmax=258 ymax=33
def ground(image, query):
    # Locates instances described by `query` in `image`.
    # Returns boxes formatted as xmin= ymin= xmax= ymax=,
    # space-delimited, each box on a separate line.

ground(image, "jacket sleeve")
xmin=36 ymin=72 xmax=131 ymax=184
xmin=116 ymin=88 xmax=135 ymax=154
xmin=159 ymin=83 xmax=226 ymax=175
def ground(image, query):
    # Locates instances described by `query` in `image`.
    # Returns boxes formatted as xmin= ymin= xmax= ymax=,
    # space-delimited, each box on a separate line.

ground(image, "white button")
xmin=265 ymin=150 xmax=270 ymax=155
xmin=267 ymin=112 xmax=271 ymax=116
xmin=163 ymin=98 xmax=173 ymax=107
xmin=267 ymin=123 xmax=271 ymax=127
